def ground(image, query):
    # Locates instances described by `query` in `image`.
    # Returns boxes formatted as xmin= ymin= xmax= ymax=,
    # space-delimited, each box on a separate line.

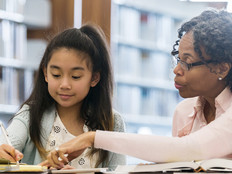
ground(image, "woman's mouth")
xmin=174 ymin=82 xmax=184 ymax=89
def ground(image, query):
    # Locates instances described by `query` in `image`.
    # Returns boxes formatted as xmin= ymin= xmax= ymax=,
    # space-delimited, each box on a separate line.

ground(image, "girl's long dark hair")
xmin=21 ymin=24 xmax=114 ymax=167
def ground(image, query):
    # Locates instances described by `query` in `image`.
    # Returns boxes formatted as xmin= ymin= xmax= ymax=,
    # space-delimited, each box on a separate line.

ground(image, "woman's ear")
xmin=43 ymin=67 xmax=48 ymax=83
xmin=216 ymin=63 xmax=231 ymax=79
xmin=91 ymin=72 xmax=100 ymax=87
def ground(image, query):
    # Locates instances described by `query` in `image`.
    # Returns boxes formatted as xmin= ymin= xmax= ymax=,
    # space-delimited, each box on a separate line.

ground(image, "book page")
xmin=115 ymin=161 xmax=199 ymax=173
xmin=49 ymin=168 xmax=108 ymax=174
xmin=0 ymin=164 xmax=47 ymax=172
xmin=199 ymin=158 xmax=232 ymax=171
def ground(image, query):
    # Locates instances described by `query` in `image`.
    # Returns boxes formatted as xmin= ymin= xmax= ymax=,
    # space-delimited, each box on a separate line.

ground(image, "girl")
xmin=0 ymin=24 xmax=126 ymax=170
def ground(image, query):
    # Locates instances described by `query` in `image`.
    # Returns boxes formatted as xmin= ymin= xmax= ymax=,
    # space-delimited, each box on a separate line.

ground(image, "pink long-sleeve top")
xmin=94 ymin=87 xmax=232 ymax=162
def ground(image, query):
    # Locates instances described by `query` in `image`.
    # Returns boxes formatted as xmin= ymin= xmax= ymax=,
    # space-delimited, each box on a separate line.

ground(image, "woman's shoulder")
xmin=112 ymin=109 xmax=125 ymax=132
xmin=173 ymin=97 xmax=198 ymax=120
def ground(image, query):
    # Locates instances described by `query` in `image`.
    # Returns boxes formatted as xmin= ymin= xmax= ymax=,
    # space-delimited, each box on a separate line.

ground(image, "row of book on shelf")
xmin=115 ymin=4 xmax=180 ymax=48
xmin=0 ymin=20 xmax=26 ymax=60
xmin=0 ymin=0 xmax=25 ymax=14
xmin=115 ymin=45 xmax=174 ymax=81
xmin=0 ymin=67 xmax=33 ymax=106
xmin=115 ymin=84 xmax=182 ymax=117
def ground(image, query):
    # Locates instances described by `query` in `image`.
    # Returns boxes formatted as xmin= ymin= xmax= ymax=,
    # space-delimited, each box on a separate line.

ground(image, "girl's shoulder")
xmin=14 ymin=104 xmax=30 ymax=121
xmin=112 ymin=109 xmax=126 ymax=132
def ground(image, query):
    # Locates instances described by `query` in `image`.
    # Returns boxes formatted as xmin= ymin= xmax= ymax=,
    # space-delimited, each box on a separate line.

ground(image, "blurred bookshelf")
xmin=0 ymin=0 xmax=50 ymax=126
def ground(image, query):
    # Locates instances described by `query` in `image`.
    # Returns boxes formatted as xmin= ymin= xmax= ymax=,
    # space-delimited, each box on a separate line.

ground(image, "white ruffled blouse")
xmin=46 ymin=112 xmax=99 ymax=168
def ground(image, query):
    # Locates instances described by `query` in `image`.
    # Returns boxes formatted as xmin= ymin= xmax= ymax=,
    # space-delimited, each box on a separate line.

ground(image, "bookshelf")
xmin=0 ymin=0 xmax=50 ymax=125
xmin=111 ymin=0 xmax=210 ymax=137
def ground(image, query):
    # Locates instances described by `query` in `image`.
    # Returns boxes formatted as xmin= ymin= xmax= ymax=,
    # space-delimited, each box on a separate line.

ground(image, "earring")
xmin=218 ymin=77 xmax=222 ymax=80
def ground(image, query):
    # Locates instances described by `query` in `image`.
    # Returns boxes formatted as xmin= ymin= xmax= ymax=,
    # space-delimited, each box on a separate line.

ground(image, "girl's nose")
xmin=60 ymin=78 xmax=71 ymax=89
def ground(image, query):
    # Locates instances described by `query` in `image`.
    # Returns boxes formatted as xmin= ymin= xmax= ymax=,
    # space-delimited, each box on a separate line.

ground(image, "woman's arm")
xmin=105 ymin=111 xmax=126 ymax=170
xmin=45 ymin=105 xmax=232 ymax=167
xmin=95 ymin=110 xmax=232 ymax=162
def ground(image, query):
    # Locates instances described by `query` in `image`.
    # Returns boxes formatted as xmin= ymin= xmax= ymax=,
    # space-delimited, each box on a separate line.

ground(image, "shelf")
xmin=115 ymin=75 xmax=177 ymax=91
xmin=123 ymin=113 xmax=172 ymax=126
xmin=112 ymin=35 xmax=171 ymax=54
xmin=24 ymin=0 xmax=51 ymax=29
xmin=0 ymin=57 xmax=39 ymax=70
xmin=0 ymin=10 xmax=24 ymax=23
xmin=0 ymin=104 xmax=19 ymax=115
xmin=113 ymin=0 xmax=208 ymax=20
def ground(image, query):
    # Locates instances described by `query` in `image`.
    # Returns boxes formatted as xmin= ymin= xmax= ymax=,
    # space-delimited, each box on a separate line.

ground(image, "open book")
xmin=115 ymin=158 xmax=232 ymax=173
xmin=48 ymin=168 xmax=108 ymax=174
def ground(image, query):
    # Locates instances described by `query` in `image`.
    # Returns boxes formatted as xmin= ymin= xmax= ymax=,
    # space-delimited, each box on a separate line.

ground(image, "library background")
xmin=0 ymin=0 xmax=229 ymax=164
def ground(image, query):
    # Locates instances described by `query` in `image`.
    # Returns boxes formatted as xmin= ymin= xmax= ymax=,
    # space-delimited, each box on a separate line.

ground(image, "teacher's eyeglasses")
xmin=173 ymin=56 xmax=215 ymax=71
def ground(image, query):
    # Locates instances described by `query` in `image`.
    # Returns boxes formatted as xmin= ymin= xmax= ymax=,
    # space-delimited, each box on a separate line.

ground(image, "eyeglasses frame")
xmin=173 ymin=56 xmax=215 ymax=71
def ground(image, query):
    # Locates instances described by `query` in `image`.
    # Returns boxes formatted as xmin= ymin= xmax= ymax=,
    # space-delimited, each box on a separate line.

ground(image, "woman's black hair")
xmin=171 ymin=8 xmax=232 ymax=91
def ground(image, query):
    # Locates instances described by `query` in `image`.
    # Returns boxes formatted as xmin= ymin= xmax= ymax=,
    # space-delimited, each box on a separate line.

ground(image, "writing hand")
xmin=0 ymin=144 xmax=23 ymax=162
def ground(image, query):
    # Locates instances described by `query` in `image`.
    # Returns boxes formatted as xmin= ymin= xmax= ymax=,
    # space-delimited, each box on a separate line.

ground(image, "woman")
xmin=45 ymin=8 xmax=232 ymax=167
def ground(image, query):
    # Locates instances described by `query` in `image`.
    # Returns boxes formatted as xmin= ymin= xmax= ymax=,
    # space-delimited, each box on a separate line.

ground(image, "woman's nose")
xmin=173 ymin=63 xmax=184 ymax=76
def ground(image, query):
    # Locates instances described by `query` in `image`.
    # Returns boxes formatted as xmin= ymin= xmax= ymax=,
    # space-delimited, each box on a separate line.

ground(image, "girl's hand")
xmin=40 ymin=161 xmax=75 ymax=170
xmin=61 ymin=164 xmax=75 ymax=170
xmin=0 ymin=144 xmax=23 ymax=162
xmin=46 ymin=131 xmax=96 ymax=169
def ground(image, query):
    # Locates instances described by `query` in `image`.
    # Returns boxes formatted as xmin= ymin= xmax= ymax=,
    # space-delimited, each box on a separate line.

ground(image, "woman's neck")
xmin=203 ymin=99 xmax=216 ymax=124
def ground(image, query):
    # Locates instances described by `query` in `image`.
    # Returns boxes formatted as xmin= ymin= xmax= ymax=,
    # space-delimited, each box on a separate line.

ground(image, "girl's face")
xmin=43 ymin=48 xmax=100 ymax=109
xmin=173 ymin=32 xmax=227 ymax=99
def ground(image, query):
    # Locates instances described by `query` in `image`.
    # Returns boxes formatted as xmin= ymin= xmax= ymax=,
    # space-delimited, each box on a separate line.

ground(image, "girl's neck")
xmin=56 ymin=104 xmax=85 ymax=136
xmin=57 ymin=105 xmax=80 ymax=119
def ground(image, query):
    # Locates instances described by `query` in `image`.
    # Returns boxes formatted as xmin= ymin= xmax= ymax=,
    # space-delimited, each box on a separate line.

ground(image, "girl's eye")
xmin=72 ymin=76 xmax=80 ymax=80
xmin=52 ymin=74 xmax=60 ymax=78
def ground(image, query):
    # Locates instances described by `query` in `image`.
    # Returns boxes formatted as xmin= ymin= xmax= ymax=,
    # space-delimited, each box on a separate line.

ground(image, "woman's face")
xmin=173 ymin=32 xmax=225 ymax=99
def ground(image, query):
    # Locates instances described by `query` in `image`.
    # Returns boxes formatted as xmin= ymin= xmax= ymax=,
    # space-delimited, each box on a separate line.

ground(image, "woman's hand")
xmin=0 ymin=144 xmax=23 ymax=162
xmin=44 ymin=131 xmax=96 ymax=169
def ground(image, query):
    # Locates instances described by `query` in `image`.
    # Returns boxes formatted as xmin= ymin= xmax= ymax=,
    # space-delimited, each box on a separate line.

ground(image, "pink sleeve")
xmin=94 ymin=108 xmax=232 ymax=162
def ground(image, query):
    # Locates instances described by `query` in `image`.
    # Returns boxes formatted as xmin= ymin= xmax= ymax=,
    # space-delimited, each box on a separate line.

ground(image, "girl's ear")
xmin=91 ymin=72 xmax=100 ymax=87
xmin=43 ymin=67 xmax=48 ymax=83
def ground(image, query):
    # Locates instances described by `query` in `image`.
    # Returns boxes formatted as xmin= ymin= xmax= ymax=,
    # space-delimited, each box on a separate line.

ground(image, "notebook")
xmin=0 ymin=158 xmax=47 ymax=173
